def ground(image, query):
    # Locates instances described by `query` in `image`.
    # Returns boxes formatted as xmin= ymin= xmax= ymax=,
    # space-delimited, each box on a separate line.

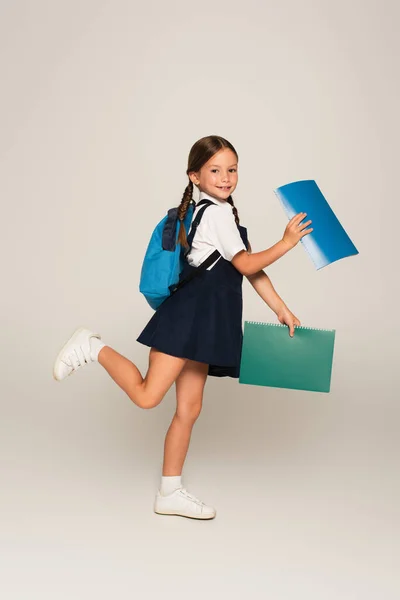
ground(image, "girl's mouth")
xmin=217 ymin=186 xmax=231 ymax=191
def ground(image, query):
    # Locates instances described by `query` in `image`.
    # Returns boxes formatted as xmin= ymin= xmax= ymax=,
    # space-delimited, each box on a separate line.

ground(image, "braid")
xmin=177 ymin=179 xmax=194 ymax=248
xmin=226 ymin=195 xmax=240 ymax=225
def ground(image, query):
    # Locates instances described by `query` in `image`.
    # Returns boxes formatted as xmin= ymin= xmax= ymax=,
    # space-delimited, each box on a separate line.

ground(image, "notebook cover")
xmin=274 ymin=179 xmax=359 ymax=270
xmin=239 ymin=321 xmax=336 ymax=393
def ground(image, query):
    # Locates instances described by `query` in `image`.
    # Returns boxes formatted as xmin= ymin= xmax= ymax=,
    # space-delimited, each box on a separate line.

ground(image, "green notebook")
xmin=239 ymin=321 xmax=336 ymax=393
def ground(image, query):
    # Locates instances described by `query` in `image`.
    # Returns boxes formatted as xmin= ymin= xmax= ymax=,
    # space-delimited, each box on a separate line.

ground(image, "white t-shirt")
xmin=186 ymin=191 xmax=247 ymax=270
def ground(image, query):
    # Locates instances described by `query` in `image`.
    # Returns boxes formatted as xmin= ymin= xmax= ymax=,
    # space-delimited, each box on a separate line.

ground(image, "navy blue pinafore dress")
xmin=136 ymin=199 xmax=249 ymax=378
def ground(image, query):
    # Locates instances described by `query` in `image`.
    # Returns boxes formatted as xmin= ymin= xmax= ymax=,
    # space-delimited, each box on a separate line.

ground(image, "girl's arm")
xmin=246 ymin=269 xmax=301 ymax=337
xmin=232 ymin=212 xmax=312 ymax=276
xmin=245 ymin=239 xmax=301 ymax=337
xmin=246 ymin=269 xmax=285 ymax=315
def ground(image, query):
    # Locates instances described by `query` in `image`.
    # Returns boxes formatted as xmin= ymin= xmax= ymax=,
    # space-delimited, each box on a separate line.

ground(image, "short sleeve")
xmin=203 ymin=206 xmax=247 ymax=262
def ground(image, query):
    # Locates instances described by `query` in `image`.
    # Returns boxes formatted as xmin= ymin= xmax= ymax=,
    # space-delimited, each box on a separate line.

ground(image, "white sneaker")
xmin=53 ymin=327 xmax=101 ymax=381
xmin=154 ymin=487 xmax=216 ymax=520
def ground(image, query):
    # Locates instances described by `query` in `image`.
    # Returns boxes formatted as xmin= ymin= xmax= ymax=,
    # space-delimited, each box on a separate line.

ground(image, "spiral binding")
xmin=245 ymin=321 xmax=335 ymax=332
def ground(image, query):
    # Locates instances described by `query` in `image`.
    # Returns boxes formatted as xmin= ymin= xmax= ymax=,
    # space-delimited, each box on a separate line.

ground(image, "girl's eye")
xmin=211 ymin=168 xmax=237 ymax=173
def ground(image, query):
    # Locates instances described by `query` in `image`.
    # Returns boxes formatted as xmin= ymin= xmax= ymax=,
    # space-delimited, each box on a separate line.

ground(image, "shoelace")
xmin=178 ymin=488 xmax=205 ymax=506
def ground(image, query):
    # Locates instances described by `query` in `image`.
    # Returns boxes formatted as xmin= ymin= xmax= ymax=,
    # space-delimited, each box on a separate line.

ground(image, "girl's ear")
xmin=188 ymin=171 xmax=199 ymax=186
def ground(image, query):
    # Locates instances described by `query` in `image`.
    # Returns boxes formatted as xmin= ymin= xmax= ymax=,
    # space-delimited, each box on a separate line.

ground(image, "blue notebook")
xmin=274 ymin=180 xmax=359 ymax=269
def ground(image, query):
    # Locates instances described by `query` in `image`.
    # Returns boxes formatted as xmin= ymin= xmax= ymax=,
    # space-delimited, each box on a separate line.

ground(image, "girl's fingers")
xmin=299 ymin=219 xmax=312 ymax=228
xmin=288 ymin=212 xmax=306 ymax=226
xmin=301 ymin=227 xmax=313 ymax=237
xmin=287 ymin=216 xmax=308 ymax=235
xmin=295 ymin=212 xmax=307 ymax=224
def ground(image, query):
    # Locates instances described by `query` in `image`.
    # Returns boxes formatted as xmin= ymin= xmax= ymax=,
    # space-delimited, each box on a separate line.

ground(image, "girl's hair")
xmin=177 ymin=135 xmax=241 ymax=247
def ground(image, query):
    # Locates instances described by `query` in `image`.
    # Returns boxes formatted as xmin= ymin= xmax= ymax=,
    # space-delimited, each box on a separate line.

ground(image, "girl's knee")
xmin=128 ymin=389 xmax=162 ymax=410
xmin=141 ymin=396 xmax=162 ymax=410
xmin=177 ymin=402 xmax=202 ymax=423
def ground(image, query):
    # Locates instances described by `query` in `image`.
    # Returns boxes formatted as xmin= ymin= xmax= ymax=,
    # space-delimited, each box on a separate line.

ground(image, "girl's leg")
xmin=162 ymin=359 xmax=209 ymax=476
xmin=154 ymin=360 xmax=216 ymax=519
xmin=98 ymin=346 xmax=187 ymax=410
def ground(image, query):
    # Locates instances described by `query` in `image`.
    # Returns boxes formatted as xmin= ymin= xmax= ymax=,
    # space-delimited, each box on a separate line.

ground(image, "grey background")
xmin=1 ymin=1 xmax=399 ymax=598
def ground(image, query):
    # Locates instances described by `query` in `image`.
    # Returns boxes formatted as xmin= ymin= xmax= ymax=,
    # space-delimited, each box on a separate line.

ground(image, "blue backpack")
xmin=139 ymin=199 xmax=220 ymax=310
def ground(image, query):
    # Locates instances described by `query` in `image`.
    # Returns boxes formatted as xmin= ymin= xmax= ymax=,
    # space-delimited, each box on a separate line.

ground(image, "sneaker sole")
xmin=154 ymin=509 xmax=216 ymax=520
xmin=53 ymin=326 xmax=88 ymax=381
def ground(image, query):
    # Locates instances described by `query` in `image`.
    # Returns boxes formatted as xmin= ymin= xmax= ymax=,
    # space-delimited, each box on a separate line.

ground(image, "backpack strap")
xmin=168 ymin=199 xmax=221 ymax=295
xmin=185 ymin=199 xmax=216 ymax=253
xmin=169 ymin=248 xmax=221 ymax=294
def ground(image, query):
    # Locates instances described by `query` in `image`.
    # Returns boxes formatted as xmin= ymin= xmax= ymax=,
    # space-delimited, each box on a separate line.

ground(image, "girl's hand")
xmin=282 ymin=213 xmax=313 ymax=249
xmin=277 ymin=306 xmax=301 ymax=337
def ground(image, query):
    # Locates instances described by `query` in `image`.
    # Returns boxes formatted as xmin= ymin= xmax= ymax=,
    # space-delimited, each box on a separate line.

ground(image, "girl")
xmin=53 ymin=135 xmax=312 ymax=520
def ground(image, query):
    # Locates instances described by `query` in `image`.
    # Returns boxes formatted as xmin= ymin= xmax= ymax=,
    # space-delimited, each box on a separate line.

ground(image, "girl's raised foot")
xmin=53 ymin=327 xmax=103 ymax=381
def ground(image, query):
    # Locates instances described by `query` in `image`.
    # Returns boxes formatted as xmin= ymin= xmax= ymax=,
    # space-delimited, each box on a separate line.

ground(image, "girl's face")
xmin=189 ymin=148 xmax=238 ymax=201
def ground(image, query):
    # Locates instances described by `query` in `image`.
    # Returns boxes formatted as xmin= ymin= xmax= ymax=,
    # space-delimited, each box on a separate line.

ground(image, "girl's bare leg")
xmin=98 ymin=346 xmax=187 ymax=410
xmin=162 ymin=359 xmax=209 ymax=476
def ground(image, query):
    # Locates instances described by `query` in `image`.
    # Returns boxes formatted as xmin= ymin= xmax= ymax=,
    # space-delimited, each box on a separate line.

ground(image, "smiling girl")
xmin=53 ymin=135 xmax=312 ymax=520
